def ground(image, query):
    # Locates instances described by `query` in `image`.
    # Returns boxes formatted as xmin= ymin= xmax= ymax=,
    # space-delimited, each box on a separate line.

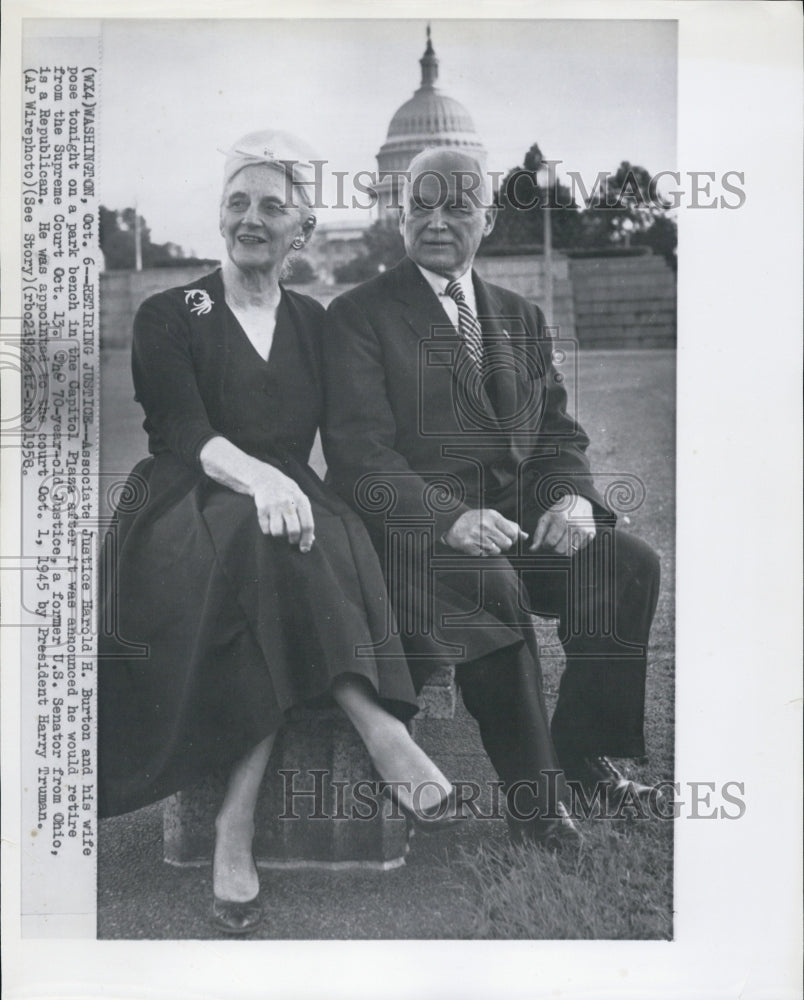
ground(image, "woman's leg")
xmin=214 ymin=732 xmax=276 ymax=902
xmin=331 ymin=674 xmax=451 ymax=813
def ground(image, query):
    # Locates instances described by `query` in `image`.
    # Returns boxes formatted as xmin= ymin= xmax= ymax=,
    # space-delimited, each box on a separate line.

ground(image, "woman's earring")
xmin=291 ymin=235 xmax=306 ymax=250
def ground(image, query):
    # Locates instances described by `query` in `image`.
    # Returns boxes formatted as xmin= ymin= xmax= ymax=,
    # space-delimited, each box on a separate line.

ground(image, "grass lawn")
xmin=99 ymin=347 xmax=675 ymax=939
xmin=452 ymin=815 xmax=674 ymax=939
xmin=443 ymin=348 xmax=676 ymax=939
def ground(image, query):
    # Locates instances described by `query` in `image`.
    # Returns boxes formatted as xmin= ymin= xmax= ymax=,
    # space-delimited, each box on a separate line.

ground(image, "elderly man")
xmin=323 ymin=149 xmax=660 ymax=844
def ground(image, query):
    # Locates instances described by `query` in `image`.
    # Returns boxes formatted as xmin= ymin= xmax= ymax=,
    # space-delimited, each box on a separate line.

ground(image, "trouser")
xmin=400 ymin=548 xmax=568 ymax=820
xmin=456 ymin=642 xmax=567 ymax=821
xmin=518 ymin=526 xmax=661 ymax=764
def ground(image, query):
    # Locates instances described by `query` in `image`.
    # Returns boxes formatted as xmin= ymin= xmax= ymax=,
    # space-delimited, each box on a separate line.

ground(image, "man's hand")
xmin=530 ymin=495 xmax=596 ymax=555
xmin=443 ymin=509 xmax=527 ymax=556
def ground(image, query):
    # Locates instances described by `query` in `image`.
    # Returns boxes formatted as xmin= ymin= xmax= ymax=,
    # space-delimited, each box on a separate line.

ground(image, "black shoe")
xmin=508 ymin=802 xmax=583 ymax=851
xmin=211 ymin=894 xmax=263 ymax=935
xmin=381 ymin=784 xmax=467 ymax=833
xmin=565 ymin=755 xmax=654 ymax=808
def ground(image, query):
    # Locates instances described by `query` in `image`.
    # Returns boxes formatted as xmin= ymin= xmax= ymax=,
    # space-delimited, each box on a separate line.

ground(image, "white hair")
xmin=402 ymin=148 xmax=494 ymax=210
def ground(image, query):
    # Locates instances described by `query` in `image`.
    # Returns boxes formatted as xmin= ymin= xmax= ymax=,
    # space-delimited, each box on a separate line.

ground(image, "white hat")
xmin=221 ymin=129 xmax=320 ymax=203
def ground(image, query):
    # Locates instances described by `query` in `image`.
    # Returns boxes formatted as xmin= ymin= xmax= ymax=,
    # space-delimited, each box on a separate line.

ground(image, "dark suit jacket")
xmin=323 ymin=256 xmax=608 ymax=546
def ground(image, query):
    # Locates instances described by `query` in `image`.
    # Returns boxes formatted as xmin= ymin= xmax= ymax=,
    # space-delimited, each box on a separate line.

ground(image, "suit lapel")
xmin=387 ymin=258 xmax=455 ymax=346
xmin=388 ymin=259 xmax=498 ymax=428
xmin=473 ymin=273 xmax=521 ymax=425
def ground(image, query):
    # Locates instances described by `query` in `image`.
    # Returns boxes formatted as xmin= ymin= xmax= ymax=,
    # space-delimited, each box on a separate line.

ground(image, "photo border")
xmin=1 ymin=1 xmax=801 ymax=998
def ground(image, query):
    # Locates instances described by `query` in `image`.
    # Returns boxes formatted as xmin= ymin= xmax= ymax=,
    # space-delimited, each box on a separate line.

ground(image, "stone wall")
xmin=99 ymin=252 xmax=675 ymax=351
xmin=474 ymin=250 xmax=676 ymax=349
xmin=473 ymin=251 xmax=576 ymax=339
xmin=569 ymin=254 xmax=676 ymax=349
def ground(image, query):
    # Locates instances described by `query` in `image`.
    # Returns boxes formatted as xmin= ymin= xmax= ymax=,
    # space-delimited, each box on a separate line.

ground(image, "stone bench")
xmin=163 ymin=669 xmax=456 ymax=871
xmin=161 ymin=623 xmax=564 ymax=870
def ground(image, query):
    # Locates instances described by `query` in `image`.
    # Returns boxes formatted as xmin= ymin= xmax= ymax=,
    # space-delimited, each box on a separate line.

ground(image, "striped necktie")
xmin=444 ymin=280 xmax=484 ymax=371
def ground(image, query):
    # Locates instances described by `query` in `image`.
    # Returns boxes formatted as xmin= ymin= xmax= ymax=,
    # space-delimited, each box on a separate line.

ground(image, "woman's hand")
xmin=198 ymin=437 xmax=315 ymax=552
xmin=251 ymin=466 xmax=315 ymax=551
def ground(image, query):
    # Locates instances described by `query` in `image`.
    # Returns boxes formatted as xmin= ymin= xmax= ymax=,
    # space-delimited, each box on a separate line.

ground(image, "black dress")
xmin=98 ymin=270 xmax=418 ymax=818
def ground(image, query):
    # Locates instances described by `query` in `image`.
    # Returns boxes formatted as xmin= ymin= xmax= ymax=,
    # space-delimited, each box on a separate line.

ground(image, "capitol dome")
xmin=374 ymin=28 xmax=487 ymax=219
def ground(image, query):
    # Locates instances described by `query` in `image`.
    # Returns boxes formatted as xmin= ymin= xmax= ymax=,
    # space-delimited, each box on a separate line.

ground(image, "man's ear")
xmin=482 ymin=206 xmax=497 ymax=238
xmin=398 ymin=208 xmax=407 ymax=236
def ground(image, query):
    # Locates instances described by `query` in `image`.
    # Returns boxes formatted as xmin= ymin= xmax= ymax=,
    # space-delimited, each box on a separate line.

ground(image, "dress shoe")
xmin=565 ymin=755 xmax=655 ymax=810
xmin=211 ymin=894 xmax=263 ymax=935
xmin=381 ymin=784 xmax=466 ymax=833
xmin=508 ymin=802 xmax=583 ymax=851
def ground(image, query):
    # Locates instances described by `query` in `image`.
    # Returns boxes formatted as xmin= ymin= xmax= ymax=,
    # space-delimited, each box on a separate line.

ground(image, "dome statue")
xmin=374 ymin=26 xmax=487 ymax=221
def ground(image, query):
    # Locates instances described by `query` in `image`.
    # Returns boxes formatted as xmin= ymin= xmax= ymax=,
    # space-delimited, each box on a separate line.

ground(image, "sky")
xmin=98 ymin=18 xmax=676 ymax=258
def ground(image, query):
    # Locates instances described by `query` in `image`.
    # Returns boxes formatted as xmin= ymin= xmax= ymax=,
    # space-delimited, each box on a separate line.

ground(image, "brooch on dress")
xmin=184 ymin=289 xmax=214 ymax=316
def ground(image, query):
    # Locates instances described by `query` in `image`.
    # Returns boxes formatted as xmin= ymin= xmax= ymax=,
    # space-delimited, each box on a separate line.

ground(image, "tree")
xmin=284 ymin=256 xmax=317 ymax=284
xmin=99 ymin=206 xmax=214 ymax=269
xmin=480 ymin=145 xmax=584 ymax=254
xmin=575 ymin=161 xmax=677 ymax=267
xmin=99 ymin=206 xmax=139 ymax=269
xmin=580 ymin=161 xmax=673 ymax=246
xmin=334 ymin=222 xmax=405 ymax=283
xmin=632 ymin=214 xmax=677 ymax=272
xmin=479 ymin=148 xmax=677 ymax=268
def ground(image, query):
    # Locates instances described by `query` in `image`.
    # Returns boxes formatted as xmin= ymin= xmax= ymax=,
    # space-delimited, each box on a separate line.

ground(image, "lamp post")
xmin=133 ymin=199 xmax=142 ymax=272
xmin=542 ymin=170 xmax=553 ymax=325
xmin=525 ymin=143 xmax=554 ymax=325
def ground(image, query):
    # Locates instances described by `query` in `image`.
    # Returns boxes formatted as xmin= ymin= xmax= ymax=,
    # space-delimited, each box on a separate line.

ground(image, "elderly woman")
xmin=98 ymin=130 xmax=455 ymax=934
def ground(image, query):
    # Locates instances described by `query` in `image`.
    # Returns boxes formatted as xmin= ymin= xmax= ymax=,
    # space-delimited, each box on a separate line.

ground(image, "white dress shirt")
xmin=415 ymin=264 xmax=478 ymax=330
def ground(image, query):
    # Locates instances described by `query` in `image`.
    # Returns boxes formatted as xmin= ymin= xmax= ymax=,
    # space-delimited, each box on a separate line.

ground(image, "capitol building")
xmin=309 ymin=28 xmax=487 ymax=280
xmin=373 ymin=27 xmax=487 ymax=221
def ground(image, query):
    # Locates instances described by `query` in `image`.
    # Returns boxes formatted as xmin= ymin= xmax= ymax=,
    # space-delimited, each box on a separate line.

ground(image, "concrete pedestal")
xmin=415 ymin=665 xmax=456 ymax=719
xmin=163 ymin=655 xmax=471 ymax=871
xmin=163 ymin=705 xmax=410 ymax=870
